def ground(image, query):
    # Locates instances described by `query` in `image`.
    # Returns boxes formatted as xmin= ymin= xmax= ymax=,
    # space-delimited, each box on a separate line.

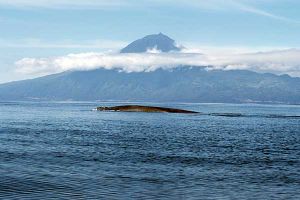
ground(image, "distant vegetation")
xmin=0 ymin=67 xmax=299 ymax=104
xmin=1 ymin=33 xmax=299 ymax=104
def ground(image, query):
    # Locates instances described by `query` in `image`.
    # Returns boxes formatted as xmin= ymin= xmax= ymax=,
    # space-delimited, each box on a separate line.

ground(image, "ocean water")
xmin=0 ymin=102 xmax=299 ymax=200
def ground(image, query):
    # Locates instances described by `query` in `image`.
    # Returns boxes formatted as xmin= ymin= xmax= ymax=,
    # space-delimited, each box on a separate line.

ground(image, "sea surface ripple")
xmin=0 ymin=102 xmax=299 ymax=199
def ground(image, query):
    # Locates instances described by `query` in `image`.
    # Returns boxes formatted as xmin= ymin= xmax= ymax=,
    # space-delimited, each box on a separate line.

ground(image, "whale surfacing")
xmin=97 ymin=105 xmax=198 ymax=113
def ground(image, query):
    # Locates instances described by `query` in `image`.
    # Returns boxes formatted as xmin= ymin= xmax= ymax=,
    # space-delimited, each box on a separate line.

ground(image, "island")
xmin=97 ymin=105 xmax=199 ymax=113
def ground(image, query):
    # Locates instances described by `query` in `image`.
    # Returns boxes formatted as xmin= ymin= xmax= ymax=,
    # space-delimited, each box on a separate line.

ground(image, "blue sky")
xmin=1 ymin=0 xmax=300 ymax=83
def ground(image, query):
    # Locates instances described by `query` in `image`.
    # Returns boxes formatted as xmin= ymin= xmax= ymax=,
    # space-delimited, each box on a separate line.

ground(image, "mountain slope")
xmin=120 ymin=33 xmax=181 ymax=53
xmin=1 ymin=34 xmax=299 ymax=103
xmin=0 ymin=67 xmax=299 ymax=103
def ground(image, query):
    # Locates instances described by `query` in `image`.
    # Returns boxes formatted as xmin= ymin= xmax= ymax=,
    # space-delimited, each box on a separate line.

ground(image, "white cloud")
xmin=166 ymin=0 xmax=300 ymax=24
xmin=206 ymin=49 xmax=300 ymax=76
xmin=15 ymin=49 xmax=300 ymax=77
xmin=230 ymin=0 xmax=300 ymax=24
xmin=146 ymin=46 xmax=162 ymax=54
xmin=15 ymin=52 xmax=206 ymax=76
xmin=0 ymin=0 xmax=297 ymax=25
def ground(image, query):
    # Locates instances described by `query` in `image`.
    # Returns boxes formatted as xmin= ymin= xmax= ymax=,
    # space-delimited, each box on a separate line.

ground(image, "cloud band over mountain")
xmin=16 ymin=49 xmax=300 ymax=77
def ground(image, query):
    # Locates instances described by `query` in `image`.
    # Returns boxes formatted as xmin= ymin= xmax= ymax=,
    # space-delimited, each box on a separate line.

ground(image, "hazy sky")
xmin=1 ymin=0 xmax=300 ymax=83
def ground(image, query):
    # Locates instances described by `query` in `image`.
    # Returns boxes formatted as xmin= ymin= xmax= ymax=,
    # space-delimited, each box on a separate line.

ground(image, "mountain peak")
xmin=120 ymin=33 xmax=181 ymax=53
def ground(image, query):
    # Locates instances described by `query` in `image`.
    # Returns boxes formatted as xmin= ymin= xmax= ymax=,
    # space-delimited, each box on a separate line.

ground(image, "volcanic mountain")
xmin=120 ymin=33 xmax=181 ymax=53
xmin=0 ymin=34 xmax=299 ymax=103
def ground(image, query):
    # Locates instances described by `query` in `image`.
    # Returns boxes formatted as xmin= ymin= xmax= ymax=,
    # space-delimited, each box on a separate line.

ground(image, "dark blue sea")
xmin=0 ymin=102 xmax=299 ymax=200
